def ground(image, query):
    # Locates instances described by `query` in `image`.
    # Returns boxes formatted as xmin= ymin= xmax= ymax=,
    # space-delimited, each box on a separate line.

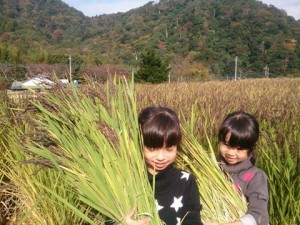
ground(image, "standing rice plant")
xmin=176 ymin=106 xmax=247 ymax=223
xmin=26 ymin=77 xmax=162 ymax=225
xmin=1 ymin=93 xmax=90 ymax=224
xmin=0 ymin=91 xmax=15 ymax=224
xmin=2 ymin=135 xmax=89 ymax=225
xmin=259 ymin=120 xmax=300 ymax=225
xmin=136 ymin=78 xmax=300 ymax=224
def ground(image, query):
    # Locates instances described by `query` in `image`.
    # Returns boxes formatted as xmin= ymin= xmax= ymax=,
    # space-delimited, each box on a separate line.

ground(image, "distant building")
xmin=21 ymin=76 xmax=54 ymax=89
xmin=10 ymin=74 xmax=69 ymax=90
xmin=10 ymin=81 xmax=24 ymax=90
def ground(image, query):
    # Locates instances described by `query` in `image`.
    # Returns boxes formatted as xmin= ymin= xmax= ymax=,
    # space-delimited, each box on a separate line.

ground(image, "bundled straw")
xmin=26 ymin=78 xmax=162 ymax=225
xmin=177 ymin=106 xmax=247 ymax=223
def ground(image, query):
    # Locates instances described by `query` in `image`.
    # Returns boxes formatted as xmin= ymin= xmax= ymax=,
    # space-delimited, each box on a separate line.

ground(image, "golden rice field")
xmin=0 ymin=77 xmax=299 ymax=225
xmin=136 ymin=78 xmax=300 ymax=225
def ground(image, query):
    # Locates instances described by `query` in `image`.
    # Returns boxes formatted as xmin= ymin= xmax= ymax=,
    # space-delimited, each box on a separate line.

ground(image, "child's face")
xmin=143 ymin=145 xmax=177 ymax=175
xmin=220 ymin=133 xmax=249 ymax=165
xmin=220 ymin=142 xmax=249 ymax=165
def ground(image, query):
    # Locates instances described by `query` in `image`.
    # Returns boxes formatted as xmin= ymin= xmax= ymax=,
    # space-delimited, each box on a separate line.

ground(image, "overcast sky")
xmin=62 ymin=0 xmax=300 ymax=19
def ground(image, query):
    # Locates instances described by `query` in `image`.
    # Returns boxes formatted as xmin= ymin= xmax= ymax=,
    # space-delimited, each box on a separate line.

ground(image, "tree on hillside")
xmin=135 ymin=49 xmax=169 ymax=83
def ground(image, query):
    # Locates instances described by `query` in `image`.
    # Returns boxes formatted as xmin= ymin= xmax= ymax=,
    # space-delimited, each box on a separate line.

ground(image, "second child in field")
xmin=205 ymin=111 xmax=269 ymax=225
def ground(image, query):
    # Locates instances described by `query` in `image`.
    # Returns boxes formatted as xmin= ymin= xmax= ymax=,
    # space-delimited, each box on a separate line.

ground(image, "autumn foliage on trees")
xmin=0 ymin=0 xmax=300 ymax=82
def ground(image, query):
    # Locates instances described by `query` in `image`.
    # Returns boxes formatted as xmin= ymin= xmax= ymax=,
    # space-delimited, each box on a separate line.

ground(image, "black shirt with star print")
xmin=148 ymin=164 xmax=203 ymax=225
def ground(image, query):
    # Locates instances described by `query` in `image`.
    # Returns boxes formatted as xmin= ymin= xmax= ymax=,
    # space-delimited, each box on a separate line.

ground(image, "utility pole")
xmin=68 ymin=55 xmax=72 ymax=83
xmin=234 ymin=56 xmax=238 ymax=81
xmin=167 ymin=64 xmax=171 ymax=83
xmin=264 ymin=65 xmax=269 ymax=78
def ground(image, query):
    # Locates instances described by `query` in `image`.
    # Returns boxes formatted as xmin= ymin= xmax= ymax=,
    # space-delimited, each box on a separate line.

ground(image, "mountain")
xmin=0 ymin=0 xmax=299 ymax=81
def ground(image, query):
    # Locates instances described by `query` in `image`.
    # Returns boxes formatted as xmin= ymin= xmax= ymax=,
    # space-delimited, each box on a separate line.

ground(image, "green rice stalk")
xmin=259 ymin=122 xmax=300 ymax=225
xmin=177 ymin=105 xmax=247 ymax=223
xmin=26 ymin=77 xmax=162 ymax=225
xmin=1 ymin=116 xmax=89 ymax=225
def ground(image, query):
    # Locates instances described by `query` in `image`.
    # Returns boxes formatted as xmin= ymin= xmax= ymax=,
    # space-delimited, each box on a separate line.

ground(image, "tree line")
xmin=0 ymin=0 xmax=299 ymax=83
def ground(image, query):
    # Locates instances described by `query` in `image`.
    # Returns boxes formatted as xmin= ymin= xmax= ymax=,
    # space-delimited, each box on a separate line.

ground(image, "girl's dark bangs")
xmin=142 ymin=129 xmax=165 ymax=148
xmin=164 ymin=126 xmax=181 ymax=147
xmin=227 ymin=127 xmax=254 ymax=149
xmin=142 ymin=115 xmax=181 ymax=148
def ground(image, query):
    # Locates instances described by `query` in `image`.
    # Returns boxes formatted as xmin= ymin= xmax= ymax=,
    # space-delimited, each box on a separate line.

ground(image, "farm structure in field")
xmin=10 ymin=73 xmax=69 ymax=90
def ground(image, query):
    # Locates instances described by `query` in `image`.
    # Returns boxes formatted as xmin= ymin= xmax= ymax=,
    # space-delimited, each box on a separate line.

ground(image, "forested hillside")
xmin=0 ymin=0 xmax=299 ymax=81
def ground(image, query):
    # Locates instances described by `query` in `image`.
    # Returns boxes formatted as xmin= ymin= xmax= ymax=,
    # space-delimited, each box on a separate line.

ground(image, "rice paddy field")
xmin=0 ymin=77 xmax=299 ymax=225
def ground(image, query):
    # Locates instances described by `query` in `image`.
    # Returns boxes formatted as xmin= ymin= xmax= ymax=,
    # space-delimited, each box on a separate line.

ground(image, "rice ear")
xmin=26 ymin=77 xmax=162 ymax=224
xmin=177 ymin=108 xmax=247 ymax=223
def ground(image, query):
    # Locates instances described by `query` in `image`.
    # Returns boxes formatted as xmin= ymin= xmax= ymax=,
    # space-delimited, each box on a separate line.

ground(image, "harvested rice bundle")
xmin=27 ymin=78 xmax=162 ymax=225
xmin=177 ymin=107 xmax=247 ymax=223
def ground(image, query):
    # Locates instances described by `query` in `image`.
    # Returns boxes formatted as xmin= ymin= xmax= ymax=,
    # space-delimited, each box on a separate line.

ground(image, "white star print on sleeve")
xmin=155 ymin=199 xmax=164 ymax=211
xmin=181 ymin=171 xmax=190 ymax=180
xmin=170 ymin=196 xmax=183 ymax=212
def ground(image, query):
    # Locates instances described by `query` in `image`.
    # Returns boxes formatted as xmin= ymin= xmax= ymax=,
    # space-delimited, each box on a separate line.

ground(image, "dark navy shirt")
xmin=148 ymin=164 xmax=203 ymax=225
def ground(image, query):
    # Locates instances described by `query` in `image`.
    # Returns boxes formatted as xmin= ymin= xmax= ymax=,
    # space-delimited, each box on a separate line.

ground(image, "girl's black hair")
xmin=138 ymin=106 xmax=182 ymax=148
xmin=218 ymin=111 xmax=259 ymax=164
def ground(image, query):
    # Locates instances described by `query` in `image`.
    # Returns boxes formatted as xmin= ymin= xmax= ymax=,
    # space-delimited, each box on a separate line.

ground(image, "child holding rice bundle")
xmin=123 ymin=106 xmax=203 ymax=225
xmin=205 ymin=111 xmax=269 ymax=225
